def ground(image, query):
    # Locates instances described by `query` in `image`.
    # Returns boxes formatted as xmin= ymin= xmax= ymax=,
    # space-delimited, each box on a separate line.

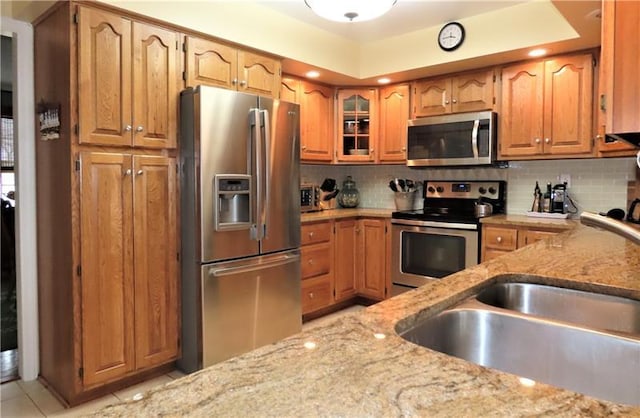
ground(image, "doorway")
xmin=1 ymin=34 xmax=18 ymax=383
xmin=1 ymin=16 xmax=39 ymax=383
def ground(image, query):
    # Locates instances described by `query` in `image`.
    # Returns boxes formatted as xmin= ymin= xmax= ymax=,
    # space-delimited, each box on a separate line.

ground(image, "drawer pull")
xmin=308 ymin=292 xmax=314 ymax=299
xmin=309 ymin=231 xmax=314 ymax=238
xmin=496 ymin=236 xmax=503 ymax=243
xmin=308 ymin=259 xmax=314 ymax=265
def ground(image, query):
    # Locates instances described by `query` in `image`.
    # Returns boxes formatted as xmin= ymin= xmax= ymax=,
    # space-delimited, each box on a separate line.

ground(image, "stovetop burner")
xmin=391 ymin=180 xmax=507 ymax=225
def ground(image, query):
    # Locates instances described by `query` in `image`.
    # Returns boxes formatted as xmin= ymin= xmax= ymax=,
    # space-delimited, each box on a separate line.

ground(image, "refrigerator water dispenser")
xmin=215 ymin=175 xmax=251 ymax=230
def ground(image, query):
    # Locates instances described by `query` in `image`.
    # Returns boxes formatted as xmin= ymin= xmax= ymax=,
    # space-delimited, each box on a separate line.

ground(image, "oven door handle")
xmin=471 ymin=119 xmax=480 ymax=159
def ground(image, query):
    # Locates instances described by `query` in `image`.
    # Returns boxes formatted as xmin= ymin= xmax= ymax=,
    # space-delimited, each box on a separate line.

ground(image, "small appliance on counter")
xmin=319 ymin=178 xmax=339 ymax=210
xmin=300 ymin=183 xmax=320 ymax=213
xmin=527 ymin=181 xmax=576 ymax=218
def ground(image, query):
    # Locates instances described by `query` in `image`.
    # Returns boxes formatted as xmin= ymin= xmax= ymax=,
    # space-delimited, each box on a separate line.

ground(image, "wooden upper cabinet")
xmin=133 ymin=155 xmax=179 ymax=369
xmin=77 ymin=6 xmax=179 ymax=149
xmin=300 ymin=81 xmax=334 ymax=162
xmin=337 ymin=89 xmax=378 ymax=162
xmin=597 ymin=0 xmax=640 ymax=157
xmin=131 ymin=23 xmax=178 ymax=149
xmin=185 ymin=36 xmax=281 ymax=98
xmin=80 ymin=152 xmax=135 ymax=386
xmin=378 ymin=84 xmax=410 ymax=162
xmin=238 ymin=50 xmax=281 ymax=97
xmin=280 ymin=76 xmax=300 ymax=104
xmin=500 ymin=53 xmax=594 ymax=159
xmin=412 ymin=68 xmax=494 ymax=117
xmin=543 ymin=55 xmax=593 ymax=155
xmin=78 ymin=7 xmax=132 ymax=147
xmin=184 ymin=36 xmax=236 ymax=90
xmin=500 ymin=61 xmax=546 ymax=157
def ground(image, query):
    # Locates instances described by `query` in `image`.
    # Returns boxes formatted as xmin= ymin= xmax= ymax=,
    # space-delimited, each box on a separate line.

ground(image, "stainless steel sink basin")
xmin=398 ymin=300 xmax=640 ymax=406
xmin=475 ymin=283 xmax=640 ymax=335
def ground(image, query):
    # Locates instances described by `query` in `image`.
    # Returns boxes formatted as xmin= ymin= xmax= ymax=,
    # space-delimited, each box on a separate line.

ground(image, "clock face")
xmin=438 ymin=22 xmax=465 ymax=51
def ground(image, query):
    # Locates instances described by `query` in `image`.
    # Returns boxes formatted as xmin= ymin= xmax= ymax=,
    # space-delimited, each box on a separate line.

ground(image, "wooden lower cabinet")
xmin=334 ymin=219 xmax=359 ymax=301
xmin=481 ymin=223 xmax=572 ymax=262
xmin=357 ymin=218 xmax=387 ymax=300
xmin=301 ymin=217 xmax=390 ymax=316
xmin=80 ymin=152 xmax=179 ymax=386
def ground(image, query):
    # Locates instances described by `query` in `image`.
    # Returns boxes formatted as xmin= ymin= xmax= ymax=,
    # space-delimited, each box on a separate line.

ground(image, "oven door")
xmin=391 ymin=219 xmax=479 ymax=295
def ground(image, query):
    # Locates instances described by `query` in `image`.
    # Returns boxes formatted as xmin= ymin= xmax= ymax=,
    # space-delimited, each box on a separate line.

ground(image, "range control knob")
xmin=436 ymin=186 xmax=444 ymax=193
xmin=427 ymin=186 xmax=436 ymax=193
xmin=478 ymin=187 xmax=487 ymax=194
xmin=488 ymin=187 xmax=497 ymax=195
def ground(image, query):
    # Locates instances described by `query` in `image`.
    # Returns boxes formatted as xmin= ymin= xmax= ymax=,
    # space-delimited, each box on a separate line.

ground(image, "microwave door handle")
xmin=471 ymin=119 xmax=480 ymax=159
xmin=250 ymin=108 xmax=263 ymax=241
xmin=261 ymin=109 xmax=270 ymax=239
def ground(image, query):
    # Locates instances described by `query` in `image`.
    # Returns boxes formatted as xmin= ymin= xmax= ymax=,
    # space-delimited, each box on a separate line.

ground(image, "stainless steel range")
xmin=390 ymin=180 xmax=506 ymax=296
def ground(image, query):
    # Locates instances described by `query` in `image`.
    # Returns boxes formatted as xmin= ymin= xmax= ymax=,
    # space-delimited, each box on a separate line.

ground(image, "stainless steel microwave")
xmin=406 ymin=111 xmax=497 ymax=167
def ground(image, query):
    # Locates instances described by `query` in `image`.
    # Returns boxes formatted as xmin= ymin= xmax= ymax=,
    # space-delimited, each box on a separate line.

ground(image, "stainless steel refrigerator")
xmin=179 ymin=85 xmax=301 ymax=373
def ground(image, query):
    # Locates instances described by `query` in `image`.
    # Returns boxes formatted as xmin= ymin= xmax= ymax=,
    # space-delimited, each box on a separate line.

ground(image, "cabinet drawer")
xmin=301 ymin=222 xmax=332 ymax=246
xmin=301 ymin=243 xmax=331 ymax=279
xmin=518 ymin=230 xmax=558 ymax=247
xmin=301 ymin=275 xmax=333 ymax=314
xmin=484 ymin=227 xmax=518 ymax=250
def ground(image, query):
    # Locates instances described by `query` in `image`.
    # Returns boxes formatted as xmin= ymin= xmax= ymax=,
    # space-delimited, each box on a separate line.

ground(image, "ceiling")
xmin=260 ymin=0 xmax=602 ymax=85
xmin=262 ymin=1 xmax=529 ymax=43
xmin=2 ymin=0 xmax=602 ymax=87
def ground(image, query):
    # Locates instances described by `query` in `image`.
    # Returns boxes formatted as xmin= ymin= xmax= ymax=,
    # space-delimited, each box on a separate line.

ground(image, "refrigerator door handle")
xmin=208 ymin=253 xmax=300 ymax=277
xmin=250 ymin=108 xmax=264 ymax=241
xmin=261 ymin=109 xmax=271 ymax=239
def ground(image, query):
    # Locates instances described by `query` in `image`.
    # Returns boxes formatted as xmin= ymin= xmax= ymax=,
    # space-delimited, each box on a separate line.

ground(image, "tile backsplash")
xmin=302 ymin=157 xmax=638 ymax=216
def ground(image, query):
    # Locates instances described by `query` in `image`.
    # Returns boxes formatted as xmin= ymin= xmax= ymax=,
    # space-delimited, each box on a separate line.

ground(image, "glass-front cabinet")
xmin=337 ymin=89 xmax=378 ymax=162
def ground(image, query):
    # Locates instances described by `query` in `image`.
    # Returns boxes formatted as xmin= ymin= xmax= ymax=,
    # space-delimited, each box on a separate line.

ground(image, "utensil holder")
xmin=394 ymin=191 xmax=416 ymax=211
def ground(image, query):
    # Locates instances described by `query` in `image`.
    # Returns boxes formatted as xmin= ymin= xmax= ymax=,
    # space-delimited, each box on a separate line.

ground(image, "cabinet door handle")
xmin=232 ymin=78 xmax=238 ymax=85
xmin=401 ymin=147 xmax=406 ymax=152
xmin=370 ymin=149 xmax=375 ymax=154
xmin=452 ymin=99 xmax=457 ymax=104
xmin=124 ymin=125 xmax=132 ymax=132
xmin=534 ymin=138 xmax=541 ymax=144
xmin=301 ymin=145 xmax=307 ymax=151
xmin=309 ymin=292 xmax=314 ymax=299
xmin=496 ymin=236 xmax=503 ymax=243
xmin=240 ymin=80 xmax=247 ymax=87
xmin=544 ymin=138 xmax=551 ymax=144
xmin=124 ymin=169 xmax=132 ymax=176
xmin=136 ymin=170 xmax=144 ymax=175
xmin=136 ymin=126 xmax=144 ymax=133
xmin=445 ymin=100 xmax=450 ymax=105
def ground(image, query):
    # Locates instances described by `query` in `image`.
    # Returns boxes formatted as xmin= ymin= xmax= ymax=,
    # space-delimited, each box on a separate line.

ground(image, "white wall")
xmin=302 ymin=157 xmax=638 ymax=215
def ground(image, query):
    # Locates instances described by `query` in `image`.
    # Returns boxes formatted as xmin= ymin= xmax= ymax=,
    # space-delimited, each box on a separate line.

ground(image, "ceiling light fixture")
xmin=305 ymin=70 xmax=320 ymax=78
xmin=377 ymin=78 xmax=391 ymax=84
xmin=528 ymin=48 xmax=547 ymax=57
xmin=304 ymin=0 xmax=397 ymax=23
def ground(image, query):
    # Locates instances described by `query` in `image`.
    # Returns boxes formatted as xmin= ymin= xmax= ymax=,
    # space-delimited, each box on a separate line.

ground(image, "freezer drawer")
xmin=201 ymin=250 xmax=301 ymax=367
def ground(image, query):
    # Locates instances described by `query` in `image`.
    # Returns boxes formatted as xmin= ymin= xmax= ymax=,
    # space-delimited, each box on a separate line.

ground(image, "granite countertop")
xmin=302 ymin=208 xmax=393 ymax=222
xmin=92 ymin=225 xmax=640 ymax=417
xmin=481 ymin=213 xmax=579 ymax=230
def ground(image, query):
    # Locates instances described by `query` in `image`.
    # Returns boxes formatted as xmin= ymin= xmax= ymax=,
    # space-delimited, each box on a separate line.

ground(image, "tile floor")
xmin=0 ymin=304 xmax=365 ymax=417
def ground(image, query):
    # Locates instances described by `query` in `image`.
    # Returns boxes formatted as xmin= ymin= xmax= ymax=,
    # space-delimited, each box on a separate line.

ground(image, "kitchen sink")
xmin=475 ymin=283 xmax=640 ymax=335
xmin=398 ymin=299 xmax=640 ymax=406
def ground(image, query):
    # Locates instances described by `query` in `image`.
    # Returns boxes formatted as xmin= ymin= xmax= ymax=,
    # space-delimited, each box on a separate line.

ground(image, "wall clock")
xmin=438 ymin=22 xmax=465 ymax=51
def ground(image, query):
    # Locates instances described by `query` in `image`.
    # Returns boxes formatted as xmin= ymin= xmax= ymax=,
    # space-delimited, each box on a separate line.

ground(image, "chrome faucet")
xmin=580 ymin=211 xmax=640 ymax=245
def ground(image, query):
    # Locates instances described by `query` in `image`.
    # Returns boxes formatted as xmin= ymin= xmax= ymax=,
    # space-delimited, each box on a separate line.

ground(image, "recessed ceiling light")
xmin=528 ymin=49 xmax=547 ymax=58
xmin=377 ymin=78 xmax=391 ymax=84
xmin=306 ymin=70 xmax=320 ymax=79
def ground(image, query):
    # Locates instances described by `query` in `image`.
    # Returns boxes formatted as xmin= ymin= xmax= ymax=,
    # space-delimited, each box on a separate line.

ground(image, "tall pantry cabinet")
xmin=34 ymin=2 xmax=180 ymax=405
